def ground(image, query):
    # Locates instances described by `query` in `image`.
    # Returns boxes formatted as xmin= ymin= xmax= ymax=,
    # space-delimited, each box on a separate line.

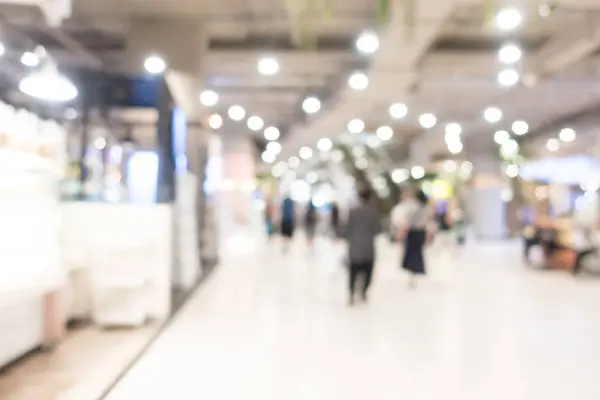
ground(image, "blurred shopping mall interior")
xmin=2 ymin=0 xmax=600 ymax=399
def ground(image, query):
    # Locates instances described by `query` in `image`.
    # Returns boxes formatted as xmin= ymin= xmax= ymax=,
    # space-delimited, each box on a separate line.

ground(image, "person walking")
xmin=399 ymin=190 xmax=432 ymax=288
xmin=304 ymin=199 xmax=318 ymax=249
xmin=280 ymin=195 xmax=296 ymax=253
xmin=330 ymin=202 xmax=340 ymax=239
xmin=344 ymin=189 xmax=382 ymax=306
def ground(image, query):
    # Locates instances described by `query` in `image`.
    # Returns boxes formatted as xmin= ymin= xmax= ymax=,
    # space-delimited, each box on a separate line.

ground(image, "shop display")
xmin=0 ymin=103 xmax=67 ymax=368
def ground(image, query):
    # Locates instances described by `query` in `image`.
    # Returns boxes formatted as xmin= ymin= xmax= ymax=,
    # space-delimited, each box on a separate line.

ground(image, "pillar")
xmin=469 ymin=154 xmax=509 ymax=240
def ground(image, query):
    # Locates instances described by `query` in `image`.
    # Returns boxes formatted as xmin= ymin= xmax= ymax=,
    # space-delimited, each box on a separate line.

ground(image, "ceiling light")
xmin=501 ymin=139 xmax=519 ymax=158
xmin=356 ymin=31 xmax=379 ymax=54
xmin=228 ymin=105 xmax=246 ymax=121
xmin=445 ymin=122 xmax=462 ymax=136
xmin=302 ymin=97 xmax=321 ymax=114
xmin=306 ymin=172 xmax=318 ymax=184
xmin=559 ymin=128 xmax=576 ymax=142
xmin=331 ymin=149 xmax=344 ymax=162
xmin=199 ymin=90 xmax=218 ymax=106
xmin=506 ymin=164 xmax=519 ymax=178
xmin=498 ymin=44 xmax=522 ymax=64
xmin=94 ymin=137 xmax=107 ymax=150
xmin=317 ymin=138 xmax=333 ymax=152
xmin=247 ymin=116 xmax=264 ymax=131
xmin=264 ymin=126 xmax=280 ymax=141
xmin=299 ymin=146 xmax=313 ymax=160
xmin=419 ymin=113 xmax=437 ymax=129
xmin=19 ymin=69 xmax=78 ymax=102
xmin=258 ymin=57 xmax=279 ymax=75
xmin=347 ymin=118 xmax=365 ymax=134
xmin=392 ymin=169 xmax=409 ymax=183
xmin=208 ymin=113 xmax=223 ymax=130
xmin=266 ymin=141 xmax=282 ymax=155
xmin=443 ymin=160 xmax=457 ymax=173
xmin=0 ymin=43 xmax=5 ymax=57
xmin=484 ymin=107 xmax=503 ymax=123
xmin=367 ymin=135 xmax=381 ymax=148
xmin=538 ymin=3 xmax=552 ymax=17
xmin=546 ymin=138 xmax=560 ymax=152
xmin=448 ymin=141 xmax=463 ymax=154
xmin=272 ymin=162 xmax=287 ymax=178
xmin=143 ymin=55 xmax=166 ymax=74
xmin=494 ymin=130 xmax=510 ymax=145
xmin=512 ymin=120 xmax=529 ymax=135
xmin=21 ymin=51 xmax=39 ymax=67
xmin=376 ymin=125 xmax=393 ymax=141
xmin=495 ymin=8 xmax=523 ymax=31
xmin=498 ymin=68 xmax=520 ymax=86
xmin=411 ymin=166 xmax=425 ymax=179
xmin=262 ymin=151 xmax=276 ymax=164
xmin=348 ymin=72 xmax=369 ymax=90
xmin=288 ymin=156 xmax=300 ymax=169
xmin=389 ymin=103 xmax=408 ymax=119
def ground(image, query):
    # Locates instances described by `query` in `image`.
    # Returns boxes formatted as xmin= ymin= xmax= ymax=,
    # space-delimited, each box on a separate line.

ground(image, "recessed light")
xmin=389 ymin=103 xmax=408 ymax=119
xmin=512 ymin=120 xmax=529 ymax=135
xmin=419 ymin=113 xmax=437 ymax=129
xmin=262 ymin=152 xmax=276 ymax=164
xmin=264 ymin=126 xmax=280 ymax=141
xmin=376 ymin=126 xmax=393 ymax=141
xmin=496 ymin=8 xmax=523 ymax=31
xmin=266 ymin=141 xmax=282 ymax=155
xmin=247 ymin=116 xmax=264 ymax=131
xmin=546 ymin=138 xmax=559 ymax=152
xmin=347 ymin=118 xmax=365 ymax=134
xmin=494 ymin=130 xmax=510 ymax=145
xmin=498 ymin=69 xmax=520 ymax=86
xmin=199 ymin=90 xmax=218 ymax=106
xmin=208 ymin=113 xmax=223 ymax=129
xmin=348 ymin=72 xmax=369 ymax=90
xmin=411 ymin=166 xmax=425 ymax=179
xmin=258 ymin=57 xmax=279 ymax=75
xmin=299 ymin=146 xmax=313 ymax=160
xmin=94 ymin=137 xmax=107 ymax=150
xmin=228 ymin=105 xmax=246 ymax=121
xmin=302 ymin=97 xmax=321 ymax=114
xmin=445 ymin=122 xmax=462 ymax=136
xmin=356 ymin=31 xmax=379 ymax=54
xmin=21 ymin=51 xmax=40 ymax=67
xmin=498 ymin=44 xmax=522 ymax=64
xmin=559 ymin=128 xmax=576 ymax=142
xmin=288 ymin=156 xmax=300 ymax=168
xmin=484 ymin=107 xmax=503 ymax=123
xmin=317 ymin=138 xmax=333 ymax=152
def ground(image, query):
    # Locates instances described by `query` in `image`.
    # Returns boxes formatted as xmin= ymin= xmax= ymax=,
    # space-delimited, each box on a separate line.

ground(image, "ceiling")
xmin=3 ymin=0 xmax=600 ymax=177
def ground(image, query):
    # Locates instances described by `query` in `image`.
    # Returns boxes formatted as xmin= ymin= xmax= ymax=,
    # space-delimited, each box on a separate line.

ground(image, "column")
xmin=469 ymin=154 xmax=509 ymax=240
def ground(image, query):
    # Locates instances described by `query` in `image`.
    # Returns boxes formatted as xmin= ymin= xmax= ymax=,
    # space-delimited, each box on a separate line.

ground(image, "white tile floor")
xmin=105 ymin=236 xmax=600 ymax=400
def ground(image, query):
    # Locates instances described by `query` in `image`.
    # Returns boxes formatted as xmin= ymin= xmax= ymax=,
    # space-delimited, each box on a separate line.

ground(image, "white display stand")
xmin=0 ymin=105 xmax=67 ymax=368
xmin=173 ymin=172 xmax=201 ymax=289
xmin=61 ymin=203 xmax=172 ymax=326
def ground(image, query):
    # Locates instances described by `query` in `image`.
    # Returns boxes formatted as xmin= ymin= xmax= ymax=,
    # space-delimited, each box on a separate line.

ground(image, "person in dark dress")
xmin=280 ymin=196 xmax=295 ymax=253
xmin=399 ymin=190 xmax=431 ymax=288
xmin=304 ymin=200 xmax=318 ymax=249
xmin=344 ymin=189 xmax=382 ymax=306
xmin=330 ymin=202 xmax=340 ymax=239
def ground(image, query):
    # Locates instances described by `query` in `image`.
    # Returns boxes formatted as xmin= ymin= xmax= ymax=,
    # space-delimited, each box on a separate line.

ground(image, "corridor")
xmin=105 ymin=237 xmax=600 ymax=400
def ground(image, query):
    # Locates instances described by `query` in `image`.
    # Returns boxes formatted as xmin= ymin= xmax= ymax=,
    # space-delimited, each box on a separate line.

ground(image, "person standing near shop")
xmin=399 ymin=190 xmax=432 ymax=288
xmin=304 ymin=199 xmax=318 ymax=250
xmin=330 ymin=201 xmax=340 ymax=239
xmin=280 ymin=194 xmax=296 ymax=253
xmin=345 ymin=189 xmax=382 ymax=306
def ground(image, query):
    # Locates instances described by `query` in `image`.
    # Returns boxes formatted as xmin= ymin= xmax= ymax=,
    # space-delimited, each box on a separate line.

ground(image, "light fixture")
xmin=443 ymin=160 xmax=457 ymax=173
xmin=376 ymin=125 xmax=393 ymax=141
xmin=411 ymin=166 xmax=425 ymax=179
xmin=228 ymin=105 xmax=246 ymax=121
xmin=288 ymin=156 xmax=300 ymax=169
xmin=21 ymin=51 xmax=40 ymax=67
xmin=19 ymin=66 xmax=78 ymax=102
xmin=348 ymin=72 xmax=369 ymax=90
xmin=389 ymin=103 xmax=408 ymax=119
xmin=498 ymin=68 xmax=520 ymax=86
xmin=262 ymin=152 xmax=276 ymax=164
xmin=498 ymin=44 xmax=522 ymax=64
xmin=272 ymin=162 xmax=287 ymax=178
xmin=266 ymin=141 xmax=282 ymax=155
xmin=208 ymin=113 xmax=223 ymax=130
xmin=494 ymin=130 xmax=510 ymax=145
xmin=392 ymin=169 xmax=409 ymax=183
xmin=347 ymin=118 xmax=365 ymax=134
xmin=356 ymin=31 xmax=379 ymax=54
xmin=264 ymin=126 xmax=280 ymax=141
xmin=506 ymin=164 xmax=519 ymax=178
xmin=512 ymin=120 xmax=529 ymax=135
xmin=317 ymin=138 xmax=333 ymax=152
xmin=199 ymin=90 xmax=218 ymax=106
xmin=0 ymin=43 xmax=5 ymax=57
xmin=445 ymin=122 xmax=462 ymax=136
xmin=448 ymin=141 xmax=463 ymax=154
xmin=299 ymin=146 xmax=313 ymax=160
xmin=501 ymin=139 xmax=520 ymax=158
xmin=143 ymin=55 xmax=166 ymax=74
xmin=419 ymin=113 xmax=437 ymax=129
xmin=306 ymin=172 xmax=318 ymax=184
xmin=495 ymin=8 xmax=523 ymax=31
xmin=484 ymin=107 xmax=503 ymax=123
xmin=94 ymin=137 xmax=107 ymax=150
xmin=258 ymin=57 xmax=279 ymax=75
xmin=546 ymin=138 xmax=560 ymax=152
xmin=302 ymin=97 xmax=321 ymax=114
xmin=247 ymin=116 xmax=264 ymax=131
xmin=559 ymin=128 xmax=576 ymax=142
